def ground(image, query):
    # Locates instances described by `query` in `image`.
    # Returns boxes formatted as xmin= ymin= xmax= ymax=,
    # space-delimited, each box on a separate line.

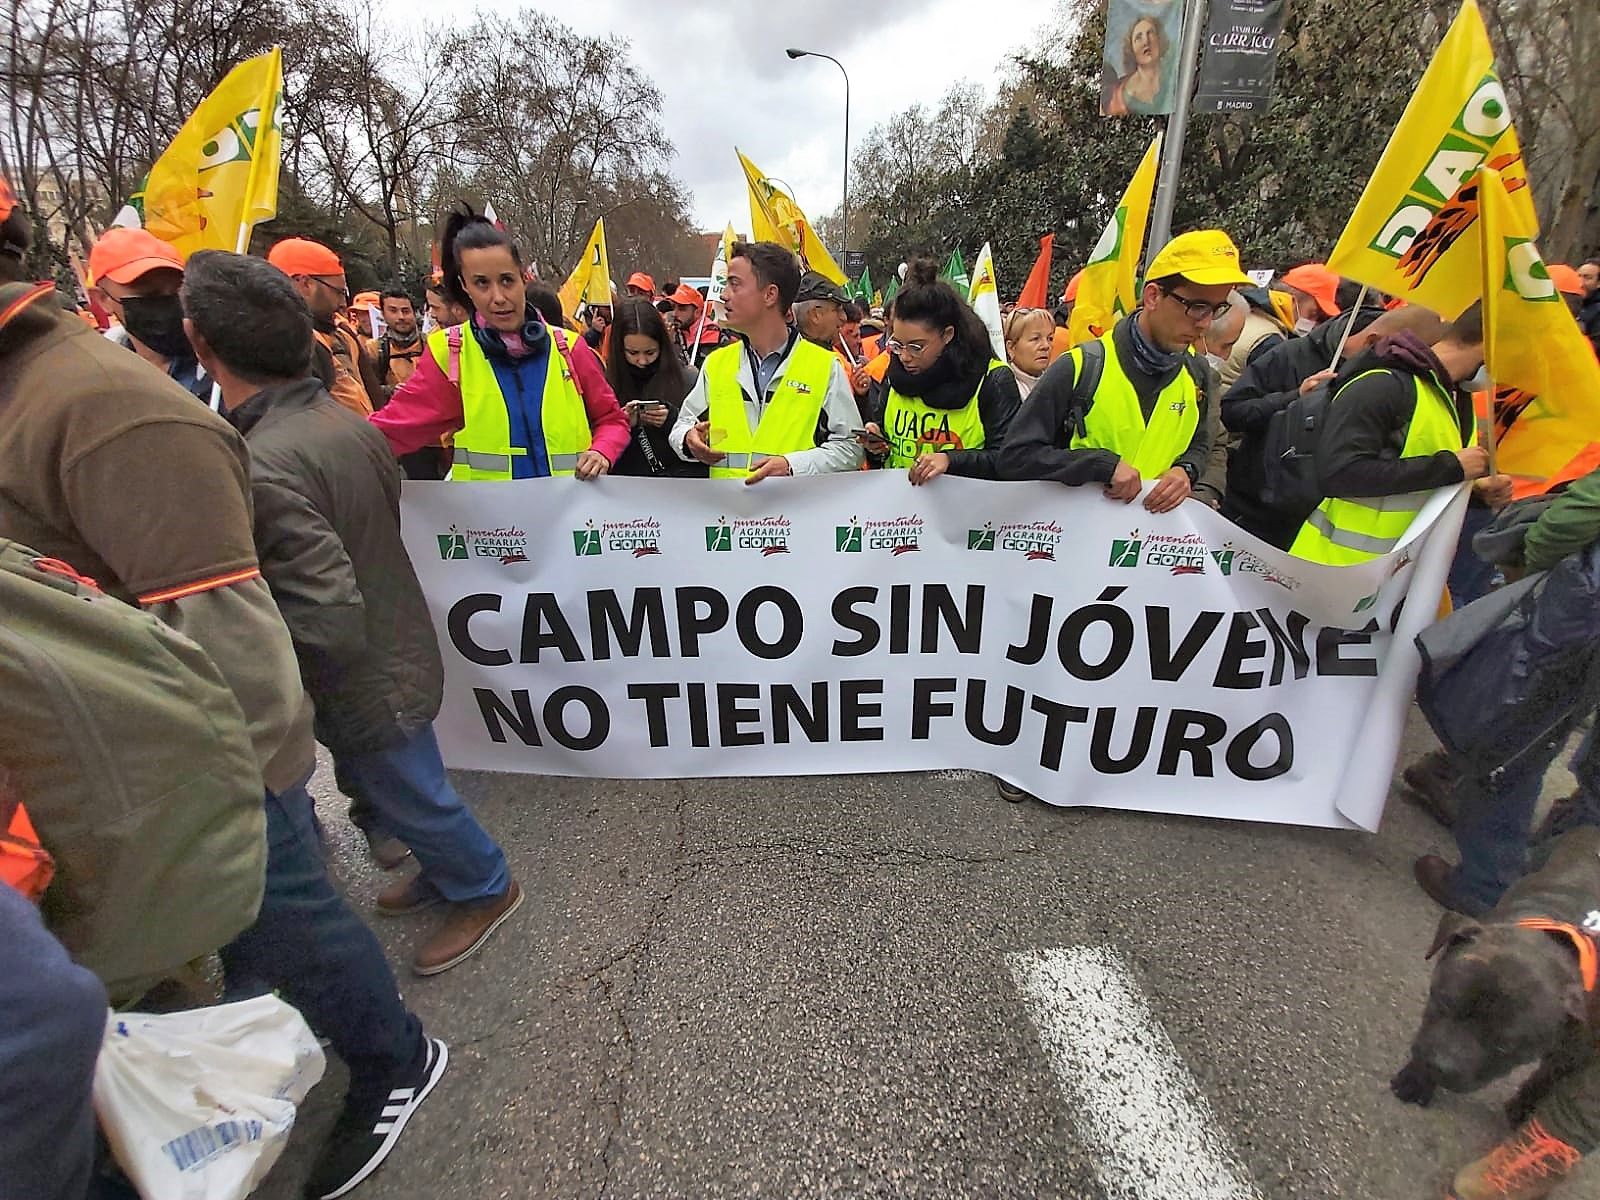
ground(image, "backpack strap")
xmin=376 ymin=334 xmax=391 ymax=384
xmin=446 ymin=325 xmax=463 ymax=385
xmin=1059 ymin=338 xmax=1106 ymax=442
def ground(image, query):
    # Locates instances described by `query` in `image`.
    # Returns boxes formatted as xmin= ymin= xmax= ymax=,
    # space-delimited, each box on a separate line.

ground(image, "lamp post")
xmin=785 ymin=48 xmax=849 ymax=258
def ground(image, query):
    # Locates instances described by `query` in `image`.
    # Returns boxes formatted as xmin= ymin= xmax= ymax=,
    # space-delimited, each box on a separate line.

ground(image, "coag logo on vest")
xmin=703 ymin=515 xmax=790 ymax=556
xmin=438 ymin=523 xmax=528 ymax=564
xmin=887 ymin=408 xmax=967 ymax=464
xmin=836 ymin=515 xmax=921 ymax=555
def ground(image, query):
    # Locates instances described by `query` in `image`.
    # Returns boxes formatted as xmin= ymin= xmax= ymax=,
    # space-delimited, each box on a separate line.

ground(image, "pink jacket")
xmin=371 ymin=320 xmax=631 ymax=466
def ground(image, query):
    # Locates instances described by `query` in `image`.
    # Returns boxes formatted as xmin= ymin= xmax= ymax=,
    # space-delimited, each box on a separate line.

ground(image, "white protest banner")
xmin=401 ymin=476 xmax=1467 ymax=832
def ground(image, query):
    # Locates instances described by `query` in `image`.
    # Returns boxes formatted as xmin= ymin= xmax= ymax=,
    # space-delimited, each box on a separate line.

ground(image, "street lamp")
xmin=785 ymin=48 xmax=850 ymax=261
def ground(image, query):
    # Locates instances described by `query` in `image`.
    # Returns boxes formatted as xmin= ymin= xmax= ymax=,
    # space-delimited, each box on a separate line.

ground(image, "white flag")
xmin=968 ymin=242 xmax=1005 ymax=359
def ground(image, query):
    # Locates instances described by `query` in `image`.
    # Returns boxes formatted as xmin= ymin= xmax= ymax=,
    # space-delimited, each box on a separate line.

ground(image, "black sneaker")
xmin=305 ymin=1036 xmax=449 ymax=1199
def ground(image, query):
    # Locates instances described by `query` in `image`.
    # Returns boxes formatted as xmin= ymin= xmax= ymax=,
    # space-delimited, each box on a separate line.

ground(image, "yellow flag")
xmin=1327 ymin=0 xmax=1535 ymax=319
xmin=135 ymin=48 xmax=283 ymax=256
xmin=558 ymin=218 xmax=612 ymax=321
xmin=968 ymin=242 xmax=1005 ymax=359
xmin=1476 ymin=165 xmax=1600 ymax=488
xmin=1069 ymin=134 xmax=1162 ymax=345
xmin=734 ymin=149 xmax=847 ymax=284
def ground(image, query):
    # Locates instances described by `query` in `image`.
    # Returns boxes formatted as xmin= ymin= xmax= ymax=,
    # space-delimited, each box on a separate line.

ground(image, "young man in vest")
xmin=670 ymin=241 xmax=863 ymax=482
xmin=267 ymin=237 xmax=385 ymax=416
xmin=1289 ymin=303 xmax=1511 ymax=565
xmin=1000 ymin=229 xmax=1245 ymax=512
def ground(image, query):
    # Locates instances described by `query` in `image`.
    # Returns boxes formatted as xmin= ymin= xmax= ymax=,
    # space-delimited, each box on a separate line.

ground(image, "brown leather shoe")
xmin=414 ymin=881 xmax=523 ymax=976
xmin=1414 ymin=854 xmax=1475 ymax=914
xmin=364 ymin=830 xmax=412 ymax=871
xmin=376 ymin=874 xmax=442 ymax=917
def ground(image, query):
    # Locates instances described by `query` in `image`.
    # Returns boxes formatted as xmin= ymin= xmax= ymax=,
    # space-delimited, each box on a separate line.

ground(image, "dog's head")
xmin=1408 ymin=913 xmax=1589 ymax=1094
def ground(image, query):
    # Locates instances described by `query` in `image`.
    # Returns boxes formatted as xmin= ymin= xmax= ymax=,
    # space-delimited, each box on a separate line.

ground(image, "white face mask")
xmin=421 ymin=312 xmax=439 ymax=336
xmin=1293 ymin=317 xmax=1317 ymax=335
xmin=1204 ymin=352 xmax=1225 ymax=372
xmin=1462 ymin=365 xmax=1491 ymax=392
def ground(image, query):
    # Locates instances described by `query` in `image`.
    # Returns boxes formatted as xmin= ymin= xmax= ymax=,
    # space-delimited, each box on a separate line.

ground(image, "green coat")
xmin=1526 ymin=467 xmax=1600 ymax=572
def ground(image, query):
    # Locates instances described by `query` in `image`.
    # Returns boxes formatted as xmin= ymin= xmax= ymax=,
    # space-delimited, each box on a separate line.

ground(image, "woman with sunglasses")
xmin=859 ymin=259 xmax=1020 ymax=484
xmin=999 ymin=229 xmax=1250 ymax=514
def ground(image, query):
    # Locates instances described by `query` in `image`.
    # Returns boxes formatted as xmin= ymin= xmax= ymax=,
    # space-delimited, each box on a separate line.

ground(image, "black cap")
xmin=795 ymin=271 xmax=849 ymax=305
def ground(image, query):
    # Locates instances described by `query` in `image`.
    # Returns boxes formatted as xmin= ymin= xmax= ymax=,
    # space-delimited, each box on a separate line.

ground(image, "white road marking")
xmin=1007 ymin=946 xmax=1263 ymax=1200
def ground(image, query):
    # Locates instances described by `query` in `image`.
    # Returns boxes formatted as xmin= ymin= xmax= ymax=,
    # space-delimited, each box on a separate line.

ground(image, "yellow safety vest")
xmin=703 ymin=338 xmax=836 ymax=480
xmin=428 ymin=324 xmax=591 ymax=481
xmin=1290 ymin=371 xmax=1466 ymax=566
xmin=1066 ymin=330 xmax=1198 ymax=478
xmin=881 ymin=359 xmax=1003 ymax=469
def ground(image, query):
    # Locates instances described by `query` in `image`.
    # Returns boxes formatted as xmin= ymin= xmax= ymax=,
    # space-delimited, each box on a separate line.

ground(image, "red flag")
xmin=1016 ymin=234 xmax=1054 ymax=309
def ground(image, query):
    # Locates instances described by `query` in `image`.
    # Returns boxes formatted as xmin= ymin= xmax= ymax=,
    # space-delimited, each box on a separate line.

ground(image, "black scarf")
xmin=885 ymin=346 xmax=987 ymax=411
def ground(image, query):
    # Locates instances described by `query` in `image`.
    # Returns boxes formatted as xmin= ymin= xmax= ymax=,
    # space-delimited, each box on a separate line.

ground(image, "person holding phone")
xmin=606 ymin=298 xmax=708 ymax=478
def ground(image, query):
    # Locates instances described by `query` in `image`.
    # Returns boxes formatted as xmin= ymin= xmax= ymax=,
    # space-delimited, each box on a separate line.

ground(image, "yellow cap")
xmin=1146 ymin=230 xmax=1252 ymax=287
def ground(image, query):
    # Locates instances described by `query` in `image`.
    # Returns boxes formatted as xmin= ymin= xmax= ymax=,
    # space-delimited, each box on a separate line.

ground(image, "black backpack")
xmin=1257 ymin=375 xmax=1339 ymax=525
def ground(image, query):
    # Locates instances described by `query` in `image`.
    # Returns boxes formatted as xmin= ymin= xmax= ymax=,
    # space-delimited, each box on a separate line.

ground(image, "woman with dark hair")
xmin=370 ymin=205 xmax=629 ymax=480
xmin=861 ymin=259 xmax=1020 ymax=484
xmin=606 ymin=299 xmax=708 ymax=478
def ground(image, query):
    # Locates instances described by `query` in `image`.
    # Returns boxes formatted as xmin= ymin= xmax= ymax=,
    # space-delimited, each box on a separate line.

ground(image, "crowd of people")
xmin=5 ymin=169 xmax=1600 ymax=1200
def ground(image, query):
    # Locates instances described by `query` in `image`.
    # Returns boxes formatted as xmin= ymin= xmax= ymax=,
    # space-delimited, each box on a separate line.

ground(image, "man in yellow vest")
xmin=1289 ymin=303 xmax=1512 ymax=565
xmin=670 ymin=241 xmax=863 ymax=483
xmin=1000 ymin=229 xmax=1248 ymax=513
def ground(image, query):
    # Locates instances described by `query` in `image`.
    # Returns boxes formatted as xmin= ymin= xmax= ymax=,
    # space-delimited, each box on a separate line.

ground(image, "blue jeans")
xmin=219 ymin=780 xmax=423 ymax=1083
xmin=1449 ymin=720 xmax=1600 ymax=913
xmin=1448 ymin=502 xmax=1498 ymax=608
xmin=333 ymin=725 xmax=509 ymax=904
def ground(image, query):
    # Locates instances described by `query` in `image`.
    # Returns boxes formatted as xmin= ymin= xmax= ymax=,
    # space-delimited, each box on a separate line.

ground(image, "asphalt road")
xmin=252 ymin=710 xmax=1589 ymax=1200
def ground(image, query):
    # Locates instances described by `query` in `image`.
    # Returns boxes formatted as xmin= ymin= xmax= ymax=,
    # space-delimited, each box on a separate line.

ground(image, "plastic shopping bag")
xmin=92 ymin=993 xmax=327 ymax=1200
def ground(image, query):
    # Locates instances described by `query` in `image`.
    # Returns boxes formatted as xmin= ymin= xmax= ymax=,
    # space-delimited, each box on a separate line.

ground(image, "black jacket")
xmin=864 ymin=346 xmax=1022 ymax=480
xmin=227 ymin=378 xmax=443 ymax=754
xmin=1580 ymin=292 xmax=1600 ymax=353
xmin=1219 ymin=305 xmax=1387 ymax=546
xmin=998 ymin=316 xmax=1209 ymax=486
xmin=1312 ymin=333 xmax=1471 ymax=498
xmin=611 ymin=361 xmax=709 ymax=479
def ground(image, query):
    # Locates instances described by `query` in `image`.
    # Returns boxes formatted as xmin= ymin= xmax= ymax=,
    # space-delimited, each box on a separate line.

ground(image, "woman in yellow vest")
xmin=370 ymin=207 xmax=630 ymax=479
xmin=861 ymin=259 xmax=1021 ymax=484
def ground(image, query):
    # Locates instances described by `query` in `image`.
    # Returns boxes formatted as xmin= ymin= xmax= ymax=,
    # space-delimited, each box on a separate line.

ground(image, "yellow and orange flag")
xmin=1475 ymin=165 xmax=1600 ymax=496
xmin=1069 ymin=134 xmax=1161 ymax=345
xmin=1327 ymin=0 xmax=1534 ymax=319
xmin=735 ymin=149 xmax=847 ymax=285
xmin=125 ymin=48 xmax=283 ymax=256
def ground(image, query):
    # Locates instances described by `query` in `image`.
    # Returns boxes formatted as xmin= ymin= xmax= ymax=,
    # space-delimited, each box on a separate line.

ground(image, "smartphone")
xmin=630 ymin=400 xmax=667 ymax=410
xmin=851 ymin=427 xmax=889 ymax=446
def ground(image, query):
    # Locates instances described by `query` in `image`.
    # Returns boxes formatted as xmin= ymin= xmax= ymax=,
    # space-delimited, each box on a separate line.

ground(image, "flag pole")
xmin=689 ymin=304 xmax=710 ymax=367
xmin=1327 ymin=283 xmax=1370 ymax=370
xmin=1145 ymin=0 xmax=1208 ymax=255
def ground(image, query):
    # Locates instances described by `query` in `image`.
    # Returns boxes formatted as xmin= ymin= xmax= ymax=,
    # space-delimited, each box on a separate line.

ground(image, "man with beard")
xmin=266 ymin=238 xmax=384 ymax=416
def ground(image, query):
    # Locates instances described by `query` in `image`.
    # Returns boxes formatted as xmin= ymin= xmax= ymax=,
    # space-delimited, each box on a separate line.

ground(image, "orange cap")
xmin=668 ymin=283 xmax=703 ymax=307
xmin=1063 ymin=268 xmax=1085 ymax=303
xmin=87 ymin=227 xmax=184 ymax=287
xmin=350 ymin=290 xmax=380 ymax=310
xmin=266 ymin=237 xmax=344 ymax=278
xmin=1280 ymin=263 xmax=1341 ymax=318
xmin=1547 ymin=264 xmax=1584 ymax=297
xmin=626 ymin=271 xmax=657 ymax=295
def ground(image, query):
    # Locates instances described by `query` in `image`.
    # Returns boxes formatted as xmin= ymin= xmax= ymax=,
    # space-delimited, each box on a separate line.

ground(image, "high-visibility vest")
xmin=428 ymin=324 xmax=591 ymax=481
xmin=1290 ymin=370 xmax=1466 ymax=565
xmin=882 ymin=358 xmax=1002 ymax=469
xmin=703 ymin=339 xmax=836 ymax=479
xmin=1066 ymin=330 xmax=1199 ymax=478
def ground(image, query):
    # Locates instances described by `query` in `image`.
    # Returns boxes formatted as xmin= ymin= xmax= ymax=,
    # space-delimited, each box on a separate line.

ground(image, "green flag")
xmin=883 ymin=274 xmax=900 ymax=306
xmin=855 ymin=265 xmax=872 ymax=302
xmin=940 ymin=249 xmax=969 ymax=293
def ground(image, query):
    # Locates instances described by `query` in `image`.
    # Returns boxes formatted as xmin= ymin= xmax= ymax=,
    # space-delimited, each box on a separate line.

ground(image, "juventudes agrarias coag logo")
xmin=437 ymin=524 xmax=528 ymax=565
xmin=1107 ymin=529 xmax=1209 ymax=575
xmin=571 ymin=516 xmax=663 ymax=558
xmin=966 ymin=520 xmax=1063 ymax=561
xmin=704 ymin=514 xmax=791 ymax=556
xmin=835 ymin=514 xmax=922 ymax=555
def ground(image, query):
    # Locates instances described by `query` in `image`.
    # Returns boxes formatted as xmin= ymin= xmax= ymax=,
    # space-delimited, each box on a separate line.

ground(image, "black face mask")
xmin=120 ymin=294 xmax=192 ymax=359
xmin=625 ymin=358 xmax=660 ymax=385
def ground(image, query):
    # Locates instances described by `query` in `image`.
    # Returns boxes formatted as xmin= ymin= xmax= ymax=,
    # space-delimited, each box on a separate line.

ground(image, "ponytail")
xmin=440 ymin=203 xmax=521 ymax=312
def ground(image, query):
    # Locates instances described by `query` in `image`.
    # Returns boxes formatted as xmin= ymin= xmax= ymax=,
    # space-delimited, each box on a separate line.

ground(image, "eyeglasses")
xmin=887 ymin=338 xmax=932 ymax=356
xmin=1158 ymin=285 xmax=1229 ymax=322
xmin=310 ymin=276 xmax=349 ymax=303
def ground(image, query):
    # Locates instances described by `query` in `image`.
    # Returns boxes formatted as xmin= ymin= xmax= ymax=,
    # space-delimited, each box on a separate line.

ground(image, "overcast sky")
xmin=394 ymin=0 xmax=1057 ymax=236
